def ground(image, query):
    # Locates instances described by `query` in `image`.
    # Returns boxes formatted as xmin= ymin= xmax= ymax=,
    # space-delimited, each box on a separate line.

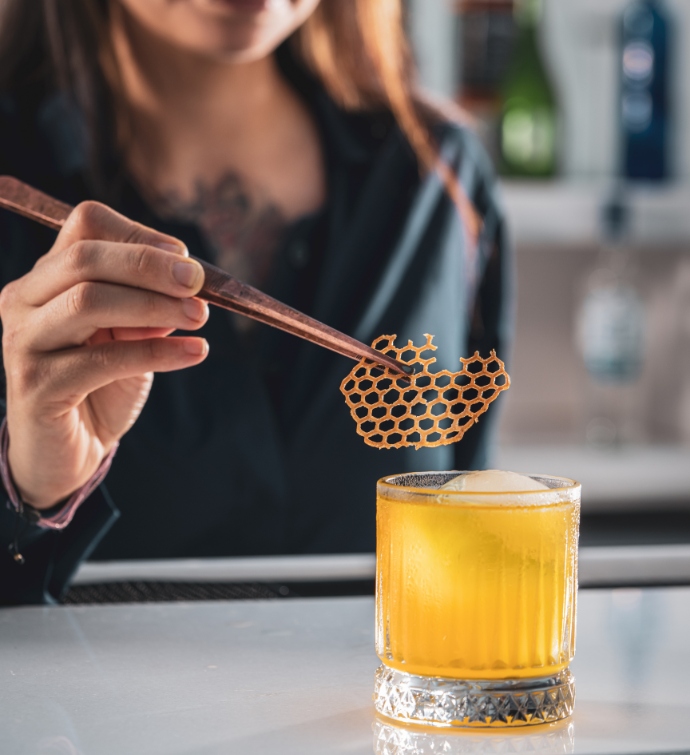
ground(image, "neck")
xmin=112 ymin=8 xmax=288 ymax=191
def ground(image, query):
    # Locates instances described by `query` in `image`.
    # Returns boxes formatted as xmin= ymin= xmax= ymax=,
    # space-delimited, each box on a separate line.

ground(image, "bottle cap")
xmin=601 ymin=196 xmax=630 ymax=241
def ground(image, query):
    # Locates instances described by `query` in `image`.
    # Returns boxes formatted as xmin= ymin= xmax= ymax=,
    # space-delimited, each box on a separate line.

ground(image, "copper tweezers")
xmin=0 ymin=176 xmax=411 ymax=378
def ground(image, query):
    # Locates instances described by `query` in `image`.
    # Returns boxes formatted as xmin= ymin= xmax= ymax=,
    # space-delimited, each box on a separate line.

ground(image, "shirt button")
xmin=287 ymin=240 xmax=310 ymax=269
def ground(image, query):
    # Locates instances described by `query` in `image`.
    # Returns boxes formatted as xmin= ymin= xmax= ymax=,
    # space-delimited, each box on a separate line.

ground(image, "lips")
xmin=206 ymin=0 xmax=275 ymax=13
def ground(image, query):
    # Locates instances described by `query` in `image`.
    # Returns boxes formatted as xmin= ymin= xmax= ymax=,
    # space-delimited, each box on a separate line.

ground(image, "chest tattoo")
xmin=150 ymin=172 xmax=288 ymax=288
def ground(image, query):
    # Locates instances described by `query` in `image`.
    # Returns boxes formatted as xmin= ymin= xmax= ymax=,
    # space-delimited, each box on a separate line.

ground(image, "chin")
xmin=185 ymin=0 xmax=315 ymax=60
xmin=184 ymin=23 xmax=292 ymax=63
xmin=118 ymin=0 xmax=319 ymax=64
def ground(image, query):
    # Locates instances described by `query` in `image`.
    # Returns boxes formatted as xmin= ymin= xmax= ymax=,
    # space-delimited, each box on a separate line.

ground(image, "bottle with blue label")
xmin=620 ymin=0 xmax=670 ymax=181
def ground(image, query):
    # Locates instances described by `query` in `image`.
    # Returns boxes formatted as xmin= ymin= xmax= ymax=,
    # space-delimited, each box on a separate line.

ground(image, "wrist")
xmin=7 ymin=451 xmax=86 ymax=509
xmin=0 ymin=419 xmax=118 ymax=531
xmin=4 ymin=419 xmax=113 ymax=508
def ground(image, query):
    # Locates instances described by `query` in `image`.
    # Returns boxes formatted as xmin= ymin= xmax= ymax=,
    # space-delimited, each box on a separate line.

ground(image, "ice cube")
xmin=440 ymin=469 xmax=549 ymax=493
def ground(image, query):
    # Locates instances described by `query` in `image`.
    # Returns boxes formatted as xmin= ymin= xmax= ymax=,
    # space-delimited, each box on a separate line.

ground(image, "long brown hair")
xmin=296 ymin=1 xmax=479 ymax=239
xmin=0 ymin=0 xmax=478 ymax=237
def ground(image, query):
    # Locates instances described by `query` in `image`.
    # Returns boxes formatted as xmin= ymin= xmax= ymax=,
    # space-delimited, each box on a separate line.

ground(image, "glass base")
xmin=374 ymin=665 xmax=575 ymax=728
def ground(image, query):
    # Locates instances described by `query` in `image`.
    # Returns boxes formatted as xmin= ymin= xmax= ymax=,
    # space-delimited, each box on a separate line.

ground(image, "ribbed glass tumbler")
xmin=374 ymin=472 xmax=581 ymax=728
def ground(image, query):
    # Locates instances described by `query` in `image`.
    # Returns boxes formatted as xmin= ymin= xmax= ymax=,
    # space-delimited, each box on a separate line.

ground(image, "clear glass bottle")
xmin=576 ymin=198 xmax=646 ymax=446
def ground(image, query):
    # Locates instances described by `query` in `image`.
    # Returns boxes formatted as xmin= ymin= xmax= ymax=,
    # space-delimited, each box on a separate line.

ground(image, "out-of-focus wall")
xmin=407 ymin=0 xmax=458 ymax=98
xmin=409 ymin=1 xmax=690 ymax=504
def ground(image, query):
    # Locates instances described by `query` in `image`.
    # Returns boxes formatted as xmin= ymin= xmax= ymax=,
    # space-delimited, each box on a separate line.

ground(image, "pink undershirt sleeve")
xmin=0 ymin=418 xmax=118 ymax=531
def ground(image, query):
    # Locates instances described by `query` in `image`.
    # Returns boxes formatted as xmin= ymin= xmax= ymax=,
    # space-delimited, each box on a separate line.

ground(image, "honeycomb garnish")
xmin=340 ymin=334 xmax=510 ymax=450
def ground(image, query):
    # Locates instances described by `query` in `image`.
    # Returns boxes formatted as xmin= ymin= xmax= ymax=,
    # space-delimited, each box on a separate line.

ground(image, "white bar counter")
xmin=1 ymin=586 xmax=689 ymax=754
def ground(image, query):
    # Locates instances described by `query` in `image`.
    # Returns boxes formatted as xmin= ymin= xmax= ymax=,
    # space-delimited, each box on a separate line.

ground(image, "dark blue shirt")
xmin=0 ymin=60 xmax=512 ymax=604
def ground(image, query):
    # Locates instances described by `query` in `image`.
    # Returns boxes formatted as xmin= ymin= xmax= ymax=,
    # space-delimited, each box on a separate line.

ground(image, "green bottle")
xmin=499 ymin=0 xmax=558 ymax=177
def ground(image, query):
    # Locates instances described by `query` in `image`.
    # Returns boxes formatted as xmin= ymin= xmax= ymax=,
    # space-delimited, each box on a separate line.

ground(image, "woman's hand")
xmin=0 ymin=201 xmax=210 ymax=509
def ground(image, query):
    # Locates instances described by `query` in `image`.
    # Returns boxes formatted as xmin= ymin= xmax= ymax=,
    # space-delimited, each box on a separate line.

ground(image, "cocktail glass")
xmin=374 ymin=471 xmax=581 ymax=728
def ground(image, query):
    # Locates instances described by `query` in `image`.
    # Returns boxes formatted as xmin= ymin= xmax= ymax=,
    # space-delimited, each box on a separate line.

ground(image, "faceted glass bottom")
xmin=374 ymin=665 xmax=575 ymax=728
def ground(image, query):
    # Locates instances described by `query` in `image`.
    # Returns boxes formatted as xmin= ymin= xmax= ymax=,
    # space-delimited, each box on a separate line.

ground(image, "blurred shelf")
xmin=500 ymin=180 xmax=690 ymax=247
xmin=494 ymin=444 xmax=690 ymax=512
xmin=75 ymin=547 xmax=690 ymax=588
xmin=579 ymin=544 xmax=690 ymax=587
xmin=73 ymin=554 xmax=377 ymax=586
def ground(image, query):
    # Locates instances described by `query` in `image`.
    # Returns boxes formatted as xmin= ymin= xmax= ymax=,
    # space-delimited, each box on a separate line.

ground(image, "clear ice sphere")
xmin=440 ymin=469 xmax=549 ymax=493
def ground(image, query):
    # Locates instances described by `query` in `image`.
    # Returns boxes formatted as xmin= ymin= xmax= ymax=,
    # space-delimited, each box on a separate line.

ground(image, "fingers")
xmin=108 ymin=327 xmax=177 ymax=342
xmin=22 ymin=238 xmax=205 ymax=308
xmin=37 ymin=337 xmax=209 ymax=404
xmin=0 ymin=202 xmax=211 ymax=501
xmin=55 ymin=200 xmax=188 ymax=256
xmin=28 ymin=283 xmax=209 ymax=351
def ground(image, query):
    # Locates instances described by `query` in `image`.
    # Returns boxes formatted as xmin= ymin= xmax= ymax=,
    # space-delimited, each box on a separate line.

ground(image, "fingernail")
xmin=184 ymin=338 xmax=208 ymax=356
xmin=182 ymin=298 xmax=208 ymax=321
xmin=156 ymin=241 xmax=189 ymax=256
xmin=173 ymin=260 xmax=202 ymax=288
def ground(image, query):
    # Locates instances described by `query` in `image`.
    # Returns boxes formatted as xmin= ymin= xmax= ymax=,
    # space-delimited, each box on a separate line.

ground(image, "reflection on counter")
xmin=373 ymin=718 xmax=575 ymax=755
xmin=608 ymin=588 xmax=663 ymax=696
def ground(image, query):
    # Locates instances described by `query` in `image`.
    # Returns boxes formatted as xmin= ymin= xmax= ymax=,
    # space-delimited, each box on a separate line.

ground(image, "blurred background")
xmin=407 ymin=0 xmax=690 ymax=545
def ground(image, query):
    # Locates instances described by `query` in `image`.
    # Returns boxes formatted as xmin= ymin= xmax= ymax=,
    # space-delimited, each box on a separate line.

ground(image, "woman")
xmin=0 ymin=0 xmax=511 ymax=604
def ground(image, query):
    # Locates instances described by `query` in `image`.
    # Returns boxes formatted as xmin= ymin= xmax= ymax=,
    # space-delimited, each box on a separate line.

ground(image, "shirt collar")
xmin=275 ymin=43 xmax=397 ymax=166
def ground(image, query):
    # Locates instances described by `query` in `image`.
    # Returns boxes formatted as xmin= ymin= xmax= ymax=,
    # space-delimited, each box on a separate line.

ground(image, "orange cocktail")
xmin=374 ymin=471 xmax=580 ymax=728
